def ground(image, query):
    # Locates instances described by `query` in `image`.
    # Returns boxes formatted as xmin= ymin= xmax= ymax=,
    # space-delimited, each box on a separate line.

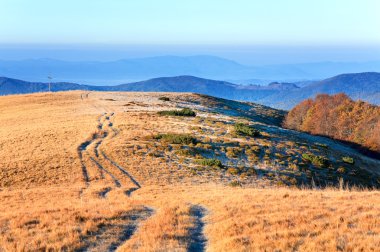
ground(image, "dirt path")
xmin=78 ymin=112 xmax=142 ymax=193
xmin=188 ymin=205 xmax=208 ymax=252
xmin=101 ymin=151 xmax=141 ymax=189
xmin=90 ymin=157 xmax=121 ymax=187
xmin=76 ymin=208 xmax=154 ymax=252
xmin=76 ymin=102 xmax=210 ymax=251
xmin=76 ymin=108 xmax=157 ymax=250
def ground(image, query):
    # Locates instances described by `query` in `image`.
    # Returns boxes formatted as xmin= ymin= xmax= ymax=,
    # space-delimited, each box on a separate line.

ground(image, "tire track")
xmin=78 ymin=113 xmax=108 ymax=185
xmin=78 ymin=111 xmax=142 ymax=197
xmin=77 ymin=139 xmax=92 ymax=186
xmin=97 ymin=112 xmax=142 ymax=196
xmin=75 ymin=106 xmax=158 ymax=251
xmin=98 ymin=187 xmax=112 ymax=198
xmin=188 ymin=205 xmax=208 ymax=252
xmin=90 ymin=157 xmax=121 ymax=187
xmin=101 ymin=151 xmax=141 ymax=189
xmin=76 ymin=207 xmax=154 ymax=252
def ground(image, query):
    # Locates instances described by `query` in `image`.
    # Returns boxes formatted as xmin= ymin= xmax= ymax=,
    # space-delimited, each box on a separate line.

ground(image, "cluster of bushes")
xmin=158 ymin=108 xmax=196 ymax=117
xmin=302 ymin=153 xmax=329 ymax=168
xmin=195 ymin=158 xmax=223 ymax=168
xmin=154 ymin=133 xmax=197 ymax=145
xmin=234 ymin=123 xmax=260 ymax=137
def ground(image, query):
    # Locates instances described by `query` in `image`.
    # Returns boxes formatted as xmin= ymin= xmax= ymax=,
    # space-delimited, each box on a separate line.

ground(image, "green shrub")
xmin=342 ymin=156 xmax=355 ymax=164
xmin=228 ymin=180 xmax=242 ymax=187
xmin=175 ymin=149 xmax=194 ymax=157
xmin=158 ymin=108 xmax=196 ymax=117
xmin=154 ymin=134 xmax=196 ymax=145
xmin=195 ymin=158 xmax=223 ymax=168
xmin=316 ymin=143 xmax=328 ymax=148
xmin=158 ymin=96 xmax=170 ymax=101
xmin=302 ymin=153 xmax=329 ymax=168
xmin=234 ymin=123 xmax=260 ymax=137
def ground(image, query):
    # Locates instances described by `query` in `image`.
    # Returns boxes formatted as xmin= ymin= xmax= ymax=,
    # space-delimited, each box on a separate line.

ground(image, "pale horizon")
xmin=1 ymin=0 xmax=380 ymax=65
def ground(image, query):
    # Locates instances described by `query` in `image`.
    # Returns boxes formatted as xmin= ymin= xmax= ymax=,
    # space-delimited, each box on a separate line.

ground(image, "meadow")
xmin=0 ymin=91 xmax=379 ymax=251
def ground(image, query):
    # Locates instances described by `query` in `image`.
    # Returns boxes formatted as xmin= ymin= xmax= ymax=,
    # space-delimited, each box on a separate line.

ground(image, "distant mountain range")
xmin=258 ymin=72 xmax=380 ymax=109
xmin=1 ymin=72 xmax=379 ymax=110
xmin=1 ymin=56 xmax=380 ymax=85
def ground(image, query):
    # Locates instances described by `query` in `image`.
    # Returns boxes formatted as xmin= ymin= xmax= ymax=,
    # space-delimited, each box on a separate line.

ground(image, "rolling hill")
xmin=0 ymin=91 xmax=379 ymax=251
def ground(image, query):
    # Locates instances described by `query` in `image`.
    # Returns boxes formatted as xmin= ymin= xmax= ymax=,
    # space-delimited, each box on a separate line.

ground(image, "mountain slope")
xmin=259 ymin=72 xmax=380 ymax=109
xmin=111 ymin=76 xmax=238 ymax=97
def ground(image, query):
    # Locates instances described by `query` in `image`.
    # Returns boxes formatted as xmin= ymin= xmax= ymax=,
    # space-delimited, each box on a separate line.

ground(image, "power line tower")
xmin=47 ymin=76 xmax=52 ymax=92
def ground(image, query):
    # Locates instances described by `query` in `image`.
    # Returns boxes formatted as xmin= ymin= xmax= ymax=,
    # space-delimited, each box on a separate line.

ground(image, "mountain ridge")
xmin=1 ymin=55 xmax=380 ymax=85
xmin=1 ymin=72 xmax=379 ymax=110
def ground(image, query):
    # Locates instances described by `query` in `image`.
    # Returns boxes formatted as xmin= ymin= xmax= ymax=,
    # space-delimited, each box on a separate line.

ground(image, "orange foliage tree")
xmin=284 ymin=93 xmax=380 ymax=152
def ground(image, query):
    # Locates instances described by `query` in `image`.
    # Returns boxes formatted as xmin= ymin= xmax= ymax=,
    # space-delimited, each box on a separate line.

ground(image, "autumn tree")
xmin=283 ymin=93 xmax=380 ymax=152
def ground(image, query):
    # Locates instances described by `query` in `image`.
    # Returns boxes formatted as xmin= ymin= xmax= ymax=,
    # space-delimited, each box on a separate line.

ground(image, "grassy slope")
xmin=0 ymin=91 xmax=379 ymax=251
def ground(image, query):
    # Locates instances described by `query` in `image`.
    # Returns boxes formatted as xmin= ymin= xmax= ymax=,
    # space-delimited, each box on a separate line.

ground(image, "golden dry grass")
xmin=0 ymin=91 xmax=379 ymax=252
xmin=1 ymin=185 xmax=379 ymax=251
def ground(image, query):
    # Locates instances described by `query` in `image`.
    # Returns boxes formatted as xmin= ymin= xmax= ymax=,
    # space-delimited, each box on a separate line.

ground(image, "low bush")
xmin=175 ymin=149 xmax=195 ymax=157
xmin=158 ymin=97 xmax=170 ymax=101
xmin=234 ymin=123 xmax=260 ymax=137
xmin=154 ymin=134 xmax=197 ymax=145
xmin=302 ymin=153 xmax=329 ymax=168
xmin=342 ymin=156 xmax=355 ymax=164
xmin=195 ymin=158 xmax=223 ymax=168
xmin=158 ymin=108 xmax=196 ymax=117
xmin=316 ymin=143 xmax=329 ymax=148
xmin=228 ymin=180 xmax=242 ymax=187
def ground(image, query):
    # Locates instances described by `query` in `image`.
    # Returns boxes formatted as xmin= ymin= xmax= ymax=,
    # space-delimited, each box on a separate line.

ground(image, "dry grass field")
xmin=0 ymin=91 xmax=379 ymax=251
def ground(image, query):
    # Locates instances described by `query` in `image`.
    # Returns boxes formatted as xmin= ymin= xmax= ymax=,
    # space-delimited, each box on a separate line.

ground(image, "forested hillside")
xmin=284 ymin=93 xmax=380 ymax=153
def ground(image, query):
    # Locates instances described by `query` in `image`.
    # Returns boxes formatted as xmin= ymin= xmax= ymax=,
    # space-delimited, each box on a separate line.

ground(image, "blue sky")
xmin=0 ymin=0 xmax=379 ymax=64
xmin=1 ymin=0 xmax=379 ymax=45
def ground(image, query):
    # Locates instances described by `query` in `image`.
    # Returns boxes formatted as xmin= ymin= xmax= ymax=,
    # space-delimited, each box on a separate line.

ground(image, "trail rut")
xmin=78 ymin=111 xmax=143 ymax=197
xmin=188 ymin=205 xmax=208 ymax=252
xmin=76 ymin=108 xmax=154 ymax=251
xmin=76 ymin=208 xmax=154 ymax=252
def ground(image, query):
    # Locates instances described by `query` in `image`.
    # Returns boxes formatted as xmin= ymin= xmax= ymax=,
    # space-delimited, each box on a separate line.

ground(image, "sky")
xmin=0 ymin=0 xmax=380 ymax=64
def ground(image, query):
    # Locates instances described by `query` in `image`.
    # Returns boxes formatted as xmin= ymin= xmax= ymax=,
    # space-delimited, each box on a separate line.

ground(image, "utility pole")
xmin=47 ymin=76 xmax=52 ymax=92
